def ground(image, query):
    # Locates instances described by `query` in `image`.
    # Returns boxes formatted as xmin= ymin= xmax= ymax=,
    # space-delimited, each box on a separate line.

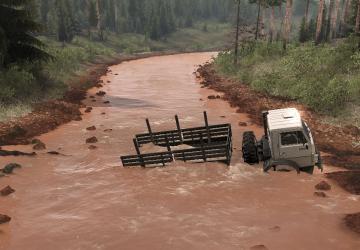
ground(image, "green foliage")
xmin=215 ymin=38 xmax=360 ymax=115
xmin=0 ymin=0 xmax=49 ymax=67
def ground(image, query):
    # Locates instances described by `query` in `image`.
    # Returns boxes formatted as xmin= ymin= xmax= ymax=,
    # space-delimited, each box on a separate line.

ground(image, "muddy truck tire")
xmin=242 ymin=131 xmax=259 ymax=164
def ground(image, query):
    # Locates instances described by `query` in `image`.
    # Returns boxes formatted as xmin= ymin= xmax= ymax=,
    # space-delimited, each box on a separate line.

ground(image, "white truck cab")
xmin=242 ymin=108 xmax=322 ymax=174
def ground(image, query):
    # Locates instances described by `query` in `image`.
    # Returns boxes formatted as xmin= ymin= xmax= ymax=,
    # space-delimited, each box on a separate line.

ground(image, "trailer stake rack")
xmin=120 ymin=112 xmax=233 ymax=168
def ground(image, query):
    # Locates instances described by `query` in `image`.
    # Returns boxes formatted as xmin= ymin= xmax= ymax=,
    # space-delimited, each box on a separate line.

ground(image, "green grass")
xmin=214 ymin=37 xmax=360 ymax=122
xmin=0 ymin=21 xmax=232 ymax=122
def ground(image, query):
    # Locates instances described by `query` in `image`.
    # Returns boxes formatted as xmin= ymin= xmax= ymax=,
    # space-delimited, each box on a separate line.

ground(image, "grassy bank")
xmin=0 ymin=21 xmax=231 ymax=122
xmin=214 ymin=37 xmax=360 ymax=125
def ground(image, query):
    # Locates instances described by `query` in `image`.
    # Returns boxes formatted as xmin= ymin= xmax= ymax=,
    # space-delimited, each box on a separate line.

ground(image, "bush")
xmin=214 ymin=38 xmax=360 ymax=115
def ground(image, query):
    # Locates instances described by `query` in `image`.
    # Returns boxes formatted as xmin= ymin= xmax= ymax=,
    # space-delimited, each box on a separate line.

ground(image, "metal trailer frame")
xmin=121 ymin=112 xmax=233 ymax=168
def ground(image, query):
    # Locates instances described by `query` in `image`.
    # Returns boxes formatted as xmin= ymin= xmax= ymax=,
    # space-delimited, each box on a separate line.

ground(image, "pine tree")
xmin=0 ymin=0 xmax=49 ymax=67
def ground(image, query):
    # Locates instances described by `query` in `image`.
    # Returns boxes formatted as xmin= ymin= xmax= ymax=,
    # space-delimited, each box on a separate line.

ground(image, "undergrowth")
xmin=214 ymin=37 xmax=360 ymax=115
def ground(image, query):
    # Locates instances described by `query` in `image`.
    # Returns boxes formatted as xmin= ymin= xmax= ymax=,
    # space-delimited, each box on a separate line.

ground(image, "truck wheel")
xmin=301 ymin=166 xmax=314 ymax=174
xmin=242 ymin=131 xmax=259 ymax=164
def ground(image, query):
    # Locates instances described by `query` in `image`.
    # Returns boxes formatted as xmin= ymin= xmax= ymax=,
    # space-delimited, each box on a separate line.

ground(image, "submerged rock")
xmin=239 ymin=122 xmax=248 ymax=127
xmin=86 ymin=126 xmax=96 ymax=131
xmin=250 ymin=245 xmax=268 ymax=250
xmin=314 ymin=191 xmax=328 ymax=198
xmin=315 ymin=181 xmax=331 ymax=191
xmin=104 ymin=129 xmax=113 ymax=133
xmin=33 ymin=141 xmax=46 ymax=150
xmin=96 ymin=91 xmax=106 ymax=96
xmin=2 ymin=163 xmax=22 ymax=174
xmin=207 ymin=95 xmax=216 ymax=100
xmin=103 ymin=101 xmax=110 ymax=104
xmin=1 ymin=186 xmax=15 ymax=196
xmin=86 ymin=137 xmax=98 ymax=144
xmin=88 ymin=145 xmax=98 ymax=150
xmin=85 ymin=107 xmax=93 ymax=113
xmin=0 ymin=214 xmax=11 ymax=224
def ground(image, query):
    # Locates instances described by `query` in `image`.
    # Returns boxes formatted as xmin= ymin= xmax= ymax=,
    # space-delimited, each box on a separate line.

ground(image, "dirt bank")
xmin=196 ymin=63 xmax=360 ymax=170
xmin=0 ymin=52 xmax=188 ymax=147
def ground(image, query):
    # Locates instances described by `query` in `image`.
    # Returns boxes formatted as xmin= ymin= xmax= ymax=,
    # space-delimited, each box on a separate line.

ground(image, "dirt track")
xmin=0 ymin=53 xmax=360 ymax=250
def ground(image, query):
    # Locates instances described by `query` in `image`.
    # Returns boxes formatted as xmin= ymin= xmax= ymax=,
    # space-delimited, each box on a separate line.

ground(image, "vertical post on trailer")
xmin=175 ymin=115 xmax=183 ymax=144
xmin=200 ymin=133 xmax=207 ymax=162
xmin=146 ymin=118 xmax=154 ymax=144
xmin=133 ymin=138 xmax=145 ymax=167
xmin=204 ymin=111 xmax=211 ymax=144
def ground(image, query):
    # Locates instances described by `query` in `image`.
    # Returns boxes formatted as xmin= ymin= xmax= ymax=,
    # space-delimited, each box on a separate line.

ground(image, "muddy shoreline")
xmin=0 ymin=51 xmax=198 ymax=147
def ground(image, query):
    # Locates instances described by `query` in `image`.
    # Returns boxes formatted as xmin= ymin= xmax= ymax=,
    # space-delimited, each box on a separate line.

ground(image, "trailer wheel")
xmin=242 ymin=131 xmax=259 ymax=164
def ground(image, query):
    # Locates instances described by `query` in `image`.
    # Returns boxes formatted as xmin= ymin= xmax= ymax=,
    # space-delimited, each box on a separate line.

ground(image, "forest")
xmin=0 ymin=0 xmax=360 ymax=122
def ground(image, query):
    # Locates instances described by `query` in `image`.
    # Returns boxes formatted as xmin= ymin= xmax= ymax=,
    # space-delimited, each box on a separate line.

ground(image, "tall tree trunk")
xmin=269 ymin=1 xmax=275 ymax=43
xmin=278 ymin=0 xmax=284 ymax=40
xmin=304 ymin=0 xmax=310 ymax=26
xmin=255 ymin=0 xmax=261 ymax=40
xmin=326 ymin=0 xmax=335 ymax=41
xmin=330 ymin=0 xmax=341 ymax=39
xmin=260 ymin=4 xmax=266 ymax=37
xmin=234 ymin=0 xmax=241 ymax=65
xmin=339 ymin=0 xmax=351 ymax=35
xmin=96 ymin=0 xmax=103 ymax=40
xmin=282 ymin=0 xmax=293 ymax=50
xmin=356 ymin=0 xmax=360 ymax=33
xmin=315 ymin=0 xmax=325 ymax=44
xmin=114 ymin=0 xmax=118 ymax=33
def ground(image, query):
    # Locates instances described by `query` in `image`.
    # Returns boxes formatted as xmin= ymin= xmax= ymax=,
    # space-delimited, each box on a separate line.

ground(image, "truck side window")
xmin=281 ymin=131 xmax=307 ymax=146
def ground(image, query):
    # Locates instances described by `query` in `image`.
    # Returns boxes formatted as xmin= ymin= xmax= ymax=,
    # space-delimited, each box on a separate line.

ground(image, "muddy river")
xmin=0 ymin=53 xmax=359 ymax=250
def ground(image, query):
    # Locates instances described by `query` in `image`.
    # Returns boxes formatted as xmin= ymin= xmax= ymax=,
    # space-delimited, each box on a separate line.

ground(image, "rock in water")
xmin=47 ymin=151 xmax=61 ymax=155
xmin=103 ymin=101 xmax=110 ymax=104
xmin=0 ymin=186 xmax=15 ymax=196
xmin=207 ymin=95 xmax=216 ymax=100
xmin=33 ymin=141 xmax=46 ymax=150
xmin=250 ymin=245 xmax=268 ymax=250
xmin=85 ymin=107 xmax=93 ymax=113
xmin=88 ymin=145 xmax=98 ymax=150
xmin=315 ymin=181 xmax=331 ymax=191
xmin=96 ymin=91 xmax=106 ymax=96
xmin=239 ymin=122 xmax=248 ymax=127
xmin=0 ymin=214 xmax=11 ymax=224
xmin=86 ymin=126 xmax=96 ymax=131
xmin=2 ymin=163 xmax=22 ymax=174
xmin=314 ymin=191 xmax=328 ymax=198
xmin=86 ymin=137 xmax=98 ymax=144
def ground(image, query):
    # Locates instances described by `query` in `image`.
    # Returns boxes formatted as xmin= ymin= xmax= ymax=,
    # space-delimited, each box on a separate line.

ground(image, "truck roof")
xmin=267 ymin=108 xmax=303 ymax=131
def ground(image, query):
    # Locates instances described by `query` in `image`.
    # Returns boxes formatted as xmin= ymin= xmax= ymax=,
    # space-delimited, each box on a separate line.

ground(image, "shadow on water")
xmin=89 ymin=96 xmax=158 ymax=109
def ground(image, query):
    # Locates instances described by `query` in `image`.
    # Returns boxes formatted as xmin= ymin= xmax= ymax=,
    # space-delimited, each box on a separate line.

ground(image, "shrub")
xmin=214 ymin=38 xmax=360 ymax=115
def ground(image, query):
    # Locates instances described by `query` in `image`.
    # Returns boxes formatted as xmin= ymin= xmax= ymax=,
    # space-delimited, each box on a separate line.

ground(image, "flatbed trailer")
xmin=120 ymin=112 xmax=233 ymax=168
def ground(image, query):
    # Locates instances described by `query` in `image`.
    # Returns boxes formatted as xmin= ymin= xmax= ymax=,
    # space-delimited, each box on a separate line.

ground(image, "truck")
xmin=242 ymin=108 xmax=323 ymax=174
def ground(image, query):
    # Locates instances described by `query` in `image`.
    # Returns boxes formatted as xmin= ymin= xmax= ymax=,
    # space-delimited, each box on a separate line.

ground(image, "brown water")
xmin=0 ymin=53 xmax=359 ymax=250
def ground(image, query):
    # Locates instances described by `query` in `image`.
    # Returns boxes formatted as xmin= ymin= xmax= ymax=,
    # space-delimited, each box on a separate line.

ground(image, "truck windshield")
xmin=281 ymin=131 xmax=308 ymax=146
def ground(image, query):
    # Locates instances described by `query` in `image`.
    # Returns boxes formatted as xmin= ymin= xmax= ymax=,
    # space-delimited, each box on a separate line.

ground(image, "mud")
xmin=326 ymin=171 xmax=360 ymax=195
xmin=0 ymin=53 xmax=360 ymax=250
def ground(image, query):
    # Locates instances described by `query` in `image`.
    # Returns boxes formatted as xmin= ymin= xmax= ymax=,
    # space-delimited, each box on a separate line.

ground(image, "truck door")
xmin=279 ymin=131 xmax=312 ymax=166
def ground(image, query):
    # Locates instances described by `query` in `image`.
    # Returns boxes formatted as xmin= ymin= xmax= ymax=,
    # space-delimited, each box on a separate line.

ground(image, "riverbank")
xmin=0 ymin=52 xmax=190 ymax=146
